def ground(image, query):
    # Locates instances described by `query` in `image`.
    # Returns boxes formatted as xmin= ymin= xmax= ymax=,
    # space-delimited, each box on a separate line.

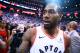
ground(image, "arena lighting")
xmin=66 ymin=12 xmax=70 ymax=16
xmin=45 ymin=0 xmax=61 ymax=4
xmin=0 ymin=4 xmax=2 ymax=9
xmin=2 ymin=5 xmax=6 ymax=8
xmin=16 ymin=9 xmax=20 ymax=12
xmin=75 ymin=5 xmax=78 ymax=7
xmin=0 ymin=0 xmax=3 ymax=1
xmin=3 ymin=1 xmax=10 ymax=4
xmin=0 ymin=4 xmax=2 ymax=7
xmin=22 ymin=11 xmax=35 ymax=14
xmin=10 ymin=8 xmax=14 ymax=10
xmin=0 ymin=0 xmax=37 ymax=11
xmin=74 ymin=11 xmax=78 ymax=17
xmin=66 ymin=7 xmax=67 ymax=8
xmin=0 ymin=4 xmax=6 ymax=9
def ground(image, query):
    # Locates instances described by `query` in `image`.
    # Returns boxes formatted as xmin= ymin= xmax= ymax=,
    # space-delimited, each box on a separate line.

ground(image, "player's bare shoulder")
xmin=17 ymin=27 xmax=37 ymax=53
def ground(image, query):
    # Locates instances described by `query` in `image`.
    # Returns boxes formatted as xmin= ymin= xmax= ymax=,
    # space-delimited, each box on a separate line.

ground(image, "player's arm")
xmin=17 ymin=28 xmax=32 ymax=53
xmin=64 ymin=32 xmax=71 ymax=53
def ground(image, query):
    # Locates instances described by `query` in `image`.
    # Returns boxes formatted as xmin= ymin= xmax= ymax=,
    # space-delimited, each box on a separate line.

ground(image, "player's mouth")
xmin=43 ymin=20 xmax=51 ymax=25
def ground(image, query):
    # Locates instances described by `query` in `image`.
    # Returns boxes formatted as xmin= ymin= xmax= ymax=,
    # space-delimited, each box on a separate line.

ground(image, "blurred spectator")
xmin=0 ymin=10 xmax=3 ymax=22
xmin=67 ymin=21 xmax=80 ymax=53
xmin=0 ymin=22 xmax=8 ymax=53
xmin=68 ymin=21 xmax=79 ymax=37
xmin=9 ymin=24 xmax=24 ymax=53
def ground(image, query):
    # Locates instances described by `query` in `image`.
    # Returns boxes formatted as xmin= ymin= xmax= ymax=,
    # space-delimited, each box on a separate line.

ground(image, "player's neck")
xmin=43 ymin=26 xmax=58 ymax=36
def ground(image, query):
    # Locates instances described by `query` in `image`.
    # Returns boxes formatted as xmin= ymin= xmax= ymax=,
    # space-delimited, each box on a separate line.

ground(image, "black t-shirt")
xmin=10 ymin=32 xmax=24 ymax=47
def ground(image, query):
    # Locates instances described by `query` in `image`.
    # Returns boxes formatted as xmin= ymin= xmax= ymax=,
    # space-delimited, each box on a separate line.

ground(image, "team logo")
xmin=39 ymin=45 xmax=62 ymax=53
xmin=39 ymin=36 xmax=45 ymax=39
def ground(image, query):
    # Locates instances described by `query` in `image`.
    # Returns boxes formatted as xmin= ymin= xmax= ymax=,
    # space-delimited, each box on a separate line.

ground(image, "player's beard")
xmin=43 ymin=20 xmax=58 ymax=30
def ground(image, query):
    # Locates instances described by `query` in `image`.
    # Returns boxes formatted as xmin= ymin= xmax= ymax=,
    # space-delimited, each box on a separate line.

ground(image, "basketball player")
xmin=18 ymin=3 xmax=71 ymax=53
